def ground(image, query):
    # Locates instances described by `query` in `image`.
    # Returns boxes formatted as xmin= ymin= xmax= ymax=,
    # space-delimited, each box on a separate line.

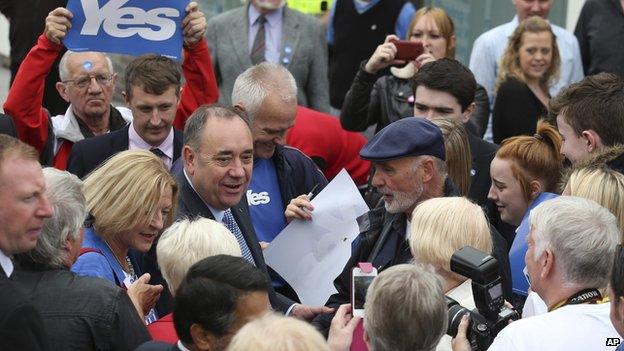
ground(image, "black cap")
xmin=360 ymin=117 xmax=446 ymax=162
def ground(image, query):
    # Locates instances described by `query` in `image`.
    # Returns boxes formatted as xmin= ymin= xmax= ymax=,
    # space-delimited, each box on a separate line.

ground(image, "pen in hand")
xmin=300 ymin=183 xmax=319 ymax=210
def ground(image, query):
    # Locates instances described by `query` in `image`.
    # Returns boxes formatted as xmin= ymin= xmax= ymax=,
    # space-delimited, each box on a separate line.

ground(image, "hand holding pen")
xmin=284 ymin=184 xmax=319 ymax=223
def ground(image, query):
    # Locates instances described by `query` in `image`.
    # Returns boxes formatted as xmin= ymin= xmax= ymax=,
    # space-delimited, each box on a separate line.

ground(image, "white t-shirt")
xmin=489 ymin=303 xmax=621 ymax=351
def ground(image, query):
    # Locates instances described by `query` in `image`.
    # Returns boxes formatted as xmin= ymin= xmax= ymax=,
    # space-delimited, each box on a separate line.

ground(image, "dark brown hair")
xmin=124 ymin=54 xmax=181 ymax=99
xmin=550 ymin=73 xmax=624 ymax=147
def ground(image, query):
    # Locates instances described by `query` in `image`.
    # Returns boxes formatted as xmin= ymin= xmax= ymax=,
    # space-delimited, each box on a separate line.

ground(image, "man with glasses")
xmin=67 ymin=54 xmax=185 ymax=178
xmin=3 ymin=2 xmax=218 ymax=170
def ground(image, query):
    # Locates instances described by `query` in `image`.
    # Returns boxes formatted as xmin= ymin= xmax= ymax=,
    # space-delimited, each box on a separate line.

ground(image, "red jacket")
xmin=3 ymin=34 xmax=218 ymax=169
xmin=286 ymin=106 xmax=370 ymax=186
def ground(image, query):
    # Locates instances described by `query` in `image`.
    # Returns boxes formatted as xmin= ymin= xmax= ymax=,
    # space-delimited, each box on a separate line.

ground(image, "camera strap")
xmin=549 ymin=288 xmax=609 ymax=312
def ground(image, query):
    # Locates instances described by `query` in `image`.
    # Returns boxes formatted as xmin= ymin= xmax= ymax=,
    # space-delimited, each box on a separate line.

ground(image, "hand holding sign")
xmin=45 ymin=7 xmax=73 ymax=44
xmin=64 ymin=0 xmax=189 ymax=59
xmin=182 ymin=2 xmax=206 ymax=48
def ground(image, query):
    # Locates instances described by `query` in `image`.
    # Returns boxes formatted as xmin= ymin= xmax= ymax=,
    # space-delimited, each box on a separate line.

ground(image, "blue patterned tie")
xmin=222 ymin=209 xmax=256 ymax=265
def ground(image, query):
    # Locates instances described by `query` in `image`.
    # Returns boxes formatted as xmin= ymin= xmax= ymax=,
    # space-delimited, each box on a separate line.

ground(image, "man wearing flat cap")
xmin=287 ymin=117 xmax=457 ymax=334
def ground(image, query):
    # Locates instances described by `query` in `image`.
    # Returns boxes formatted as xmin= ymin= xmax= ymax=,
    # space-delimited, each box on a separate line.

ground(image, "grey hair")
xmin=26 ymin=168 xmax=86 ymax=269
xmin=183 ymin=104 xmax=250 ymax=152
xmin=58 ymin=50 xmax=114 ymax=81
xmin=529 ymin=196 xmax=619 ymax=289
xmin=364 ymin=264 xmax=447 ymax=351
xmin=231 ymin=62 xmax=297 ymax=121
xmin=413 ymin=156 xmax=448 ymax=180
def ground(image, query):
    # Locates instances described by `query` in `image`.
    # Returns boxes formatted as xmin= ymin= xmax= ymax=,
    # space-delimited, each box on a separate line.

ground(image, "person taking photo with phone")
xmin=340 ymin=7 xmax=490 ymax=138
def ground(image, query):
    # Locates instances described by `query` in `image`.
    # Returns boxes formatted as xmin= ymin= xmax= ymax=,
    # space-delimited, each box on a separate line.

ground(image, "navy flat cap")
xmin=360 ymin=117 xmax=445 ymax=162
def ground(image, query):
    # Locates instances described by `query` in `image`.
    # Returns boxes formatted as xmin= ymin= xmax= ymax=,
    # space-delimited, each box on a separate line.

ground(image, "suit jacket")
xmin=66 ymin=125 xmax=183 ymax=178
xmin=0 ymin=272 xmax=49 ymax=351
xmin=206 ymin=6 xmax=329 ymax=112
xmin=467 ymin=132 xmax=498 ymax=207
xmin=174 ymin=168 xmax=294 ymax=313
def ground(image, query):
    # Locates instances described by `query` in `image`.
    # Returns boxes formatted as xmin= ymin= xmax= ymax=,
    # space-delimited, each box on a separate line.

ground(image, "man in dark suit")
xmin=66 ymin=54 xmax=188 ymax=178
xmin=0 ymin=134 xmax=54 ymax=350
xmin=411 ymin=59 xmax=518 ymax=249
xmin=176 ymin=104 xmax=331 ymax=319
xmin=136 ymin=255 xmax=271 ymax=351
xmin=206 ymin=0 xmax=329 ymax=112
xmin=411 ymin=58 xmax=498 ymax=207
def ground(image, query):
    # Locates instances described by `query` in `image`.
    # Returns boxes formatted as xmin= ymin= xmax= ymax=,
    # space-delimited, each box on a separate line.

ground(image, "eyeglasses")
xmin=63 ymin=74 xmax=113 ymax=89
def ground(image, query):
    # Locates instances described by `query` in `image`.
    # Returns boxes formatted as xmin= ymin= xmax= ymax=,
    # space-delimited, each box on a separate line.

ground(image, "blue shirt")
xmin=509 ymin=192 xmax=559 ymax=296
xmin=72 ymin=228 xmax=159 ymax=324
xmin=326 ymin=0 xmax=415 ymax=44
xmin=248 ymin=158 xmax=288 ymax=242
xmin=248 ymin=4 xmax=283 ymax=64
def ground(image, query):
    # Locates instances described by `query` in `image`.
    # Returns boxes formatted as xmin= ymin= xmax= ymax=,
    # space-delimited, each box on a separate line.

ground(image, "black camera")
xmin=446 ymin=246 xmax=519 ymax=350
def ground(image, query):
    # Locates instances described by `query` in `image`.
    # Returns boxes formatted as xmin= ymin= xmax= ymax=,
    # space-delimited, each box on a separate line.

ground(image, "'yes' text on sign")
xmin=64 ymin=0 xmax=186 ymax=59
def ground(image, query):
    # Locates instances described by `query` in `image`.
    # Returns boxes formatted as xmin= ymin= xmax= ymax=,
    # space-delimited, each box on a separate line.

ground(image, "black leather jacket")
xmin=340 ymin=62 xmax=490 ymax=137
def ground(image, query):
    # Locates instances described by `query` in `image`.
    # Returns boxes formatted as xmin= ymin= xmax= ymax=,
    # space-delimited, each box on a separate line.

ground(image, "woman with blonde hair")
xmin=227 ymin=313 xmax=330 ymax=351
xmin=565 ymin=166 xmax=624 ymax=241
xmin=409 ymin=196 xmax=492 ymax=351
xmin=72 ymin=150 xmax=178 ymax=323
xmin=488 ymin=120 xmax=563 ymax=305
xmin=430 ymin=117 xmax=472 ymax=196
xmin=148 ymin=218 xmax=242 ymax=343
xmin=492 ymin=16 xmax=560 ymax=144
xmin=340 ymin=7 xmax=490 ymax=137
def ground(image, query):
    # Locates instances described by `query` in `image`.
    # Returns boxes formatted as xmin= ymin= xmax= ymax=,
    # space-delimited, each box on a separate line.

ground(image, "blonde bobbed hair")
xmin=567 ymin=166 xmax=624 ymax=241
xmin=227 ymin=313 xmax=330 ymax=351
xmin=83 ymin=150 xmax=178 ymax=242
xmin=157 ymin=218 xmax=242 ymax=294
xmin=409 ymin=197 xmax=492 ymax=275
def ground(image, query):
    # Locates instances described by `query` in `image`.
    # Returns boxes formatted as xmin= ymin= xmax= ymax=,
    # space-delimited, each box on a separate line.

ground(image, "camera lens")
xmin=446 ymin=298 xmax=470 ymax=337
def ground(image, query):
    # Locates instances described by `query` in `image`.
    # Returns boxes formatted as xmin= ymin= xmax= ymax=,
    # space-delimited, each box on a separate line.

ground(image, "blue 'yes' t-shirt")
xmin=248 ymin=158 xmax=287 ymax=242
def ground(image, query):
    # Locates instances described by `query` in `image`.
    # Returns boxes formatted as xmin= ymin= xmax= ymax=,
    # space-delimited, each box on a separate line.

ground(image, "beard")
xmin=379 ymin=182 xmax=424 ymax=214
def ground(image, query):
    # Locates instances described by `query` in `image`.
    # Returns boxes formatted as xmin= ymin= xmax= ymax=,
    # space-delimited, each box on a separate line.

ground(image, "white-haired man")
xmin=454 ymin=196 xmax=621 ymax=350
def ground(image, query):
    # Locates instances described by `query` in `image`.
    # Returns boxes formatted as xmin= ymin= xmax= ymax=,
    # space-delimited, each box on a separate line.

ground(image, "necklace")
xmin=104 ymin=240 xmax=134 ymax=276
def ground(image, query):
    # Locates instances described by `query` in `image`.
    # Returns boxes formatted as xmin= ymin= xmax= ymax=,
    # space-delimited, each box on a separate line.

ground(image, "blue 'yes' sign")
xmin=64 ymin=0 xmax=187 ymax=60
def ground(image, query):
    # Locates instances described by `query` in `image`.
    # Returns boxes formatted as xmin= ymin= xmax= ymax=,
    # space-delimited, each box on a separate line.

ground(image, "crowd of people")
xmin=1 ymin=0 xmax=624 ymax=350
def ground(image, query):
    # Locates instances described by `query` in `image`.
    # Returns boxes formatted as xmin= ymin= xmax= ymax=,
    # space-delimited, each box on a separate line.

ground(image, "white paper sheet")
xmin=263 ymin=169 xmax=370 ymax=306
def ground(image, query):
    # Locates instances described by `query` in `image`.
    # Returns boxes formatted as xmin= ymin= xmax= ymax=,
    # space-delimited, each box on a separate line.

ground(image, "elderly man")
xmin=12 ymin=168 xmax=150 ymax=350
xmin=299 ymin=117 xmax=454 ymax=333
xmin=67 ymin=53 xmax=196 ymax=177
xmin=469 ymin=0 xmax=583 ymax=106
xmin=206 ymin=0 xmax=329 ymax=112
xmin=0 ymin=134 xmax=53 ymax=350
xmin=454 ymin=196 xmax=620 ymax=350
xmin=231 ymin=63 xmax=327 ymax=254
xmin=328 ymin=264 xmax=447 ymax=351
xmin=3 ymin=3 xmax=217 ymax=169
xmin=176 ymin=104 xmax=331 ymax=320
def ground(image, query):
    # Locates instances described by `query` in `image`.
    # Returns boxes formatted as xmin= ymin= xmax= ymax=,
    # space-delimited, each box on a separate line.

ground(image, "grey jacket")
xmin=206 ymin=6 xmax=329 ymax=112
xmin=13 ymin=268 xmax=150 ymax=351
